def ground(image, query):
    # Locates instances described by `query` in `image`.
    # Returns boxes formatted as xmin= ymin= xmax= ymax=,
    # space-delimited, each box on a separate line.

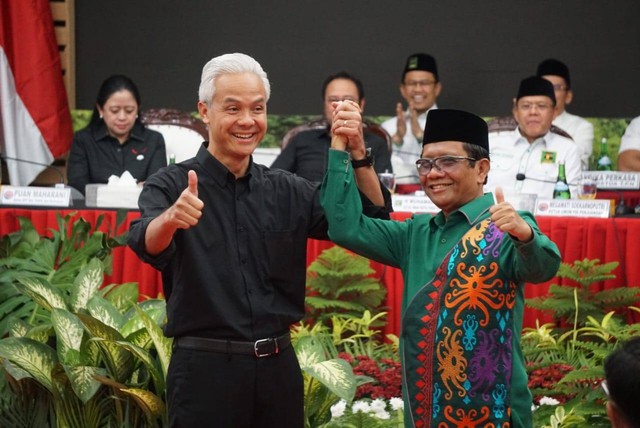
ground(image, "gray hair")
xmin=198 ymin=53 xmax=271 ymax=105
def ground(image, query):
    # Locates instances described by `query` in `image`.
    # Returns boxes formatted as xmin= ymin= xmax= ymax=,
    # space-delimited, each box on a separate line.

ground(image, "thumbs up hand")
xmin=164 ymin=170 xmax=204 ymax=229
xmin=489 ymin=186 xmax=533 ymax=242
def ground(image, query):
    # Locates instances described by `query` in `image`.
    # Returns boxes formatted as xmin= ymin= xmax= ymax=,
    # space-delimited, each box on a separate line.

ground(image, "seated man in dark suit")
xmin=272 ymin=71 xmax=392 ymax=181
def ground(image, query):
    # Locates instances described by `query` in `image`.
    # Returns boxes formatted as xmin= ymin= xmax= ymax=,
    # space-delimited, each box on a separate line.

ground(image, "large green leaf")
xmin=120 ymin=387 xmax=166 ymax=421
xmin=110 ymin=339 xmax=165 ymax=395
xmin=0 ymin=337 xmax=58 ymax=393
xmin=121 ymin=299 xmax=166 ymax=338
xmin=296 ymin=336 xmax=356 ymax=402
xmin=63 ymin=365 xmax=106 ymax=403
xmin=303 ymin=359 xmax=356 ymax=402
xmin=133 ymin=305 xmax=172 ymax=378
xmin=51 ymin=308 xmax=84 ymax=366
xmin=2 ymin=358 xmax=32 ymax=381
xmin=102 ymin=282 xmax=139 ymax=312
xmin=77 ymin=313 xmax=134 ymax=383
xmin=14 ymin=276 xmax=67 ymax=312
xmin=87 ymin=295 xmax=125 ymax=331
xmin=69 ymin=258 xmax=104 ymax=312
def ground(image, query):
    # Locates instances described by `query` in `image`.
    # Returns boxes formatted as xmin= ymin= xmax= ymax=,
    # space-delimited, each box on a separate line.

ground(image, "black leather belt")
xmin=174 ymin=333 xmax=291 ymax=357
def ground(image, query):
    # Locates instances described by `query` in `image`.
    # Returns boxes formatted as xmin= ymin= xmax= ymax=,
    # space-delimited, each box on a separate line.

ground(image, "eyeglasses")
xmin=552 ymin=84 xmax=568 ymax=92
xmin=601 ymin=380 xmax=609 ymax=397
xmin=415 ymin=155 xmax=476 ymax=176
xmin=517 ymin=102 xmax=553 ymax=112
xmin=404 ymin=80 xmax=437 ymax=89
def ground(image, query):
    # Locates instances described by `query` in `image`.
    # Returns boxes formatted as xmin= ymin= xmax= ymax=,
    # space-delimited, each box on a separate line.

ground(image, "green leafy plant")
xmin=0 ymin=211 xmax=128 ymax=337
xmin=0 ymin=213 xmax=170 ymax=427
xmin=523 ymin=259 xmax=640 ymax=427
xmin=304 ymin=246 xmax=387 ymax=327
xmin=526 ymin=258 xmax=640 ymax=326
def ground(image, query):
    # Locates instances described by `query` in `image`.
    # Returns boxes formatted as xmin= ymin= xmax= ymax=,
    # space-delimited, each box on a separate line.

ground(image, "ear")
xmin=359 ymin=97 xmax=366 ymax=112
xmin=434 ymin=81 xmax=443 ymax=97
xmin=477 ymin=158 xmax=491 ymax=184
xmin=197 ymin=101 xmax=209 ymax=124
xmin=565 ymin=90 xmax=574 ymax=105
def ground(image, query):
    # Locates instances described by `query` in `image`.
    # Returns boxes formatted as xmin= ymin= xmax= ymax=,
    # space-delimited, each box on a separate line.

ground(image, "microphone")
xmin=515 ymin=173 xmax=557 ymax=184
xmin=1 ymin=155 xmax=65 ymax=185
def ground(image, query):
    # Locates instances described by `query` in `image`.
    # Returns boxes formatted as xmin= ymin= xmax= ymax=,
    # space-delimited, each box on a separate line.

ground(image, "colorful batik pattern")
xmin=402 ymin=218 xmax=517 ymax=427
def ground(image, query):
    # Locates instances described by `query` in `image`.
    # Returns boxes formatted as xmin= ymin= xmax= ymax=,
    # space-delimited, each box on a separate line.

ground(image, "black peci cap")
xmin=422 ymin=109 xmax=488 ymax=151
xmin=402 ymin=53 xmax=438 ymax=82
xmin=516 ymin=76 xmax=556 ymax=105
xmin=536 ymin=58 xmax=571 ymax=89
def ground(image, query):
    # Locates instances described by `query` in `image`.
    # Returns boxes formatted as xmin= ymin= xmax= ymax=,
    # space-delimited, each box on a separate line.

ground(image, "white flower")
xmin=389 ymin=397 xmax=404 ymax=411
xmin=330 ymin=400 xmax=347 ymax=419
xmin=539 ymin=396 xmax=561 ymax=406
xmin=374 ymin=410 xmax=391 ymax=420
xmin=351 ymin=400 xmax=372 ymax=414
xmin=370 ymin=398 xmax=387 ymax=413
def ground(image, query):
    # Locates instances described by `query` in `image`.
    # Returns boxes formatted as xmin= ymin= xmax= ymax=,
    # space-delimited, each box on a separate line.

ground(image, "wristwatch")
xmin=350 ymin=148 xmax=373 ymax=169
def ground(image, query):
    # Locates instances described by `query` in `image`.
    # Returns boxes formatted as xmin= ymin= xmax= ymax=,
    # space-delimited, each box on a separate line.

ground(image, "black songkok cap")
xmin=516 ymin=76 xmax=556 ymax=105
xmin=402 ymin=53 xmax=438 ymax=81
xmin=422 ymin=109 xmax=489 ymax=151
xmin=536 ymin=58 xmax=571 ymax=89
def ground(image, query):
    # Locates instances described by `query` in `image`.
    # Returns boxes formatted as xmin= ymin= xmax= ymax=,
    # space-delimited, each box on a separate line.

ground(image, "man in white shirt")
xmin=617 ymin=116 xmax=640 ymax=171
xmin=536 ymin=59 xmax=594 ymax=169
xmin=382 ymin=53 xmax=441 ymax=183
xmin=486 ymin=76 xmax=582 ymax=199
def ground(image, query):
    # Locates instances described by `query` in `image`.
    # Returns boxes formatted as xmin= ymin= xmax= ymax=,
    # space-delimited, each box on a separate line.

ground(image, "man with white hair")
xmin=128 ymin=53 xmax=391 ymax=427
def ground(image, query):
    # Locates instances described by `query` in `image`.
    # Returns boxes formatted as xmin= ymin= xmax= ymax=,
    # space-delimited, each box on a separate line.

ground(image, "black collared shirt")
xmin=271 ymin=127 xmax=393 ymax=182
xmin=67 ymin=121 xmax=166 ymax=194
xmin=128 ymin=145 xmax=391 ymax=341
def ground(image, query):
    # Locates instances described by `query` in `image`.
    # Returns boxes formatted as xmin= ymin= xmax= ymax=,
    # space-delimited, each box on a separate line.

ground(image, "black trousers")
xmin=167 ymin=344 xmax=303 ymax=428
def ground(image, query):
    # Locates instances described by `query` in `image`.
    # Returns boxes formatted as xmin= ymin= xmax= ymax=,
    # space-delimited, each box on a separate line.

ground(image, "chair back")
xmin=140 ymin=109 xmax=208 ymax=163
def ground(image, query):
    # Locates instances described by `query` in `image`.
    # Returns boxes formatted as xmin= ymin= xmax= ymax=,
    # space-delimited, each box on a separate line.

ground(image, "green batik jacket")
xmin=320 ymin=149 xmax=561 ymax=428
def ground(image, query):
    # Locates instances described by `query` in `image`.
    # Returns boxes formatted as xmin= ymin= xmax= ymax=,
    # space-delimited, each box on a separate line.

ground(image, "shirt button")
xmin=440 ymin=238 xmax=446 ymax=244
xmin=342 ymin=159 xmax=349 ymax=164
xmin=241 ymin=258 xmax=247 ymax=265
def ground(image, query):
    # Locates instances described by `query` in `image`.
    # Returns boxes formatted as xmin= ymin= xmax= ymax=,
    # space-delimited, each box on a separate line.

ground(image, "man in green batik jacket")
xmin=320 ymin=107 xmax=561 ymax=427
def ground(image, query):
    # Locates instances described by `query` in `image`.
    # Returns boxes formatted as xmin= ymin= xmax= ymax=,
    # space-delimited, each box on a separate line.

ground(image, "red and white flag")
xmin=0 ymin=0 xmax=72 ymax=185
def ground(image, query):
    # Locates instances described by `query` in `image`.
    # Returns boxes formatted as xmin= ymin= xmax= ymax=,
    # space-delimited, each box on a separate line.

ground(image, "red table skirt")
xmin=2 ymin=208 xmax=639 ymax=337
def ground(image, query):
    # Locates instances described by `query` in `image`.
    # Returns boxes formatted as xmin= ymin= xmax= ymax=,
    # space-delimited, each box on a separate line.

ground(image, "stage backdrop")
xmin=75 ymin=1 xmax=640 ymax=119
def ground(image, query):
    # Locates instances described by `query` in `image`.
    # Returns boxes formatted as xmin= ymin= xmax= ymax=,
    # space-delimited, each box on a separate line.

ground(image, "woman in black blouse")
xmin=67 ymin=75 xmax=166 ymax=194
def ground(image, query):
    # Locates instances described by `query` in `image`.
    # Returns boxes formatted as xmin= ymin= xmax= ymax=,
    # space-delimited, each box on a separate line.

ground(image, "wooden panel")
xmin=49 ymin=0 xmax=75 ymax=109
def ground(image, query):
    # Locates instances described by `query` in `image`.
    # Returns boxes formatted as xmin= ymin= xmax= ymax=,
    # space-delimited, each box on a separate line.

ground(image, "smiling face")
xmin=512 ymin=95 xmax=555 ymax=143
xmin=97 ymin=90 xmax=138 ymax=143
xmin=400 ymin=70 xmax=441 ymax=113
xmin=419 ymin=141 xmax=488 ymax=216
xmin=198 ymin=72 xmax=267 ymax=169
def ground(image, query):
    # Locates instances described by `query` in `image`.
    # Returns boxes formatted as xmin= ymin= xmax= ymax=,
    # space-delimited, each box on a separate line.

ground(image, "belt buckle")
xmin=254 ymin=337 xmax=278 ymax=357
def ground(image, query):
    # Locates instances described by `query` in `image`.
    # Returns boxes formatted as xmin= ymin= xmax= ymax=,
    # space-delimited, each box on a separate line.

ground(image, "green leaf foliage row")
xmin=0 ymin=213 xmax=170 ymax=428
xmin=523 ymin=259 xmax=640 ymax=428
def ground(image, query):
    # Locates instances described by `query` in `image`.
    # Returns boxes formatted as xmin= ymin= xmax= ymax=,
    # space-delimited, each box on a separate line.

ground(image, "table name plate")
xmin=391 ymin=194 xmax=439 ymax=213
xmin=582 ymin=171 xmax=640 ymax=190
xmin=0 ymin=185 xmax=71 ymax=207
xmin=534 ymin=198 xmax=611 ymax=218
